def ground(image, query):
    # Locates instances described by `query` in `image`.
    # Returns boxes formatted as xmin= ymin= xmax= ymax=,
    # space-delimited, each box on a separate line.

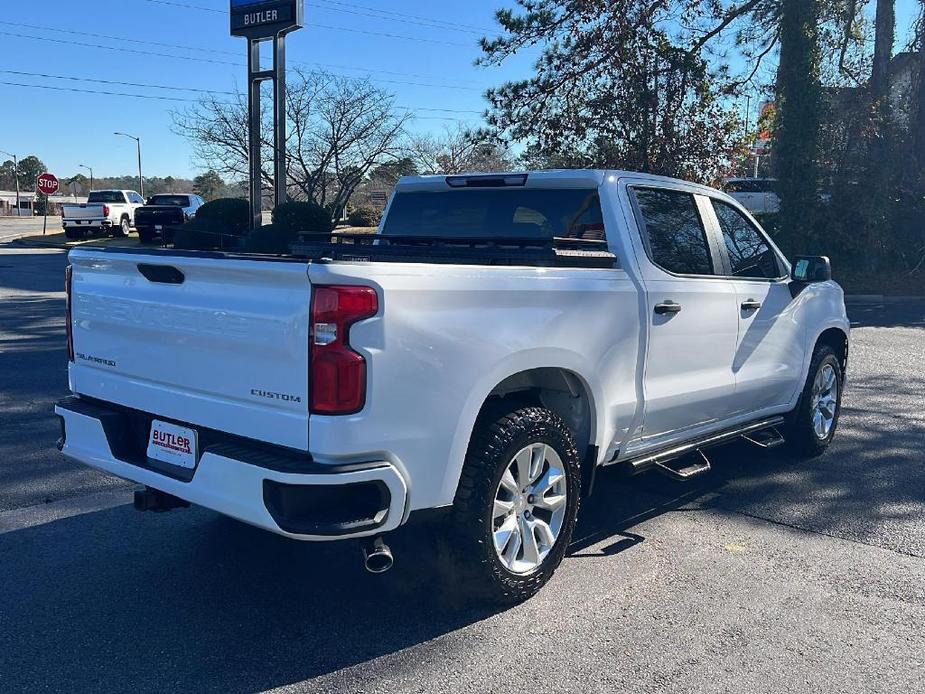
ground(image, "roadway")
xmin=1 ymin=245 xmax=923 ymax=693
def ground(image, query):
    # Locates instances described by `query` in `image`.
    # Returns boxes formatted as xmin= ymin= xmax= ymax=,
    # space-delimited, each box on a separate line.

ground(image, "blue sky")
xmin=0 ymin=0 xmax=920 ymax=180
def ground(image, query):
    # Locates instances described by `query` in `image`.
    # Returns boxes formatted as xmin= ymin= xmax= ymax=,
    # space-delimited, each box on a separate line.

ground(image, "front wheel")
xmin=451 ymin=406 xmax=581 ymax=604
xmin=785 ymin=345 xmax=843 ymax=457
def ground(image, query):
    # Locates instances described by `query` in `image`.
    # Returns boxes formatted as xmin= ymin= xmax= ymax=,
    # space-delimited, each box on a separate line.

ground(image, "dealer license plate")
xmin=147 ymin=420 xmax=198 ymax=469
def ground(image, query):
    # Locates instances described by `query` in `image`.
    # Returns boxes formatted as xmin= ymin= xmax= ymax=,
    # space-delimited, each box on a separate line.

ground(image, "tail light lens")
xmin=310 ymin=285 xmax=378 ymax=415
xmin=65 ymin=265 xmax=74 ymax=362
xmin=103 ymin=204 xmax=110 ymax=217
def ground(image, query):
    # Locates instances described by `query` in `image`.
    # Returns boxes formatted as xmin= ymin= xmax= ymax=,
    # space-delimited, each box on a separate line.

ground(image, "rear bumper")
xmin=54 ymin=398 xmax=408 ymax=541
xmin=63 ymin=219 xmax=112 ymax=228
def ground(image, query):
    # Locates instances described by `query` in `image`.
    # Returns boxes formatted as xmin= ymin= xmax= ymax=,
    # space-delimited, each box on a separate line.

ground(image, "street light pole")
xmin=79 ymin=164 xmax=94 ymax=193
xmin=114 ymin=133 xmax=144 ymax=198
xmin=1 ymin=149 xmax=21 ymax=217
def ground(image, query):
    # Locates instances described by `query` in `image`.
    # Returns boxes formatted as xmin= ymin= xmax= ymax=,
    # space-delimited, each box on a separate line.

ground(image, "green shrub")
xmin=348 ymin=205 xmax=381 ymax=228
xmin=272 ymin=201 xmax=333 ymax=234
xmin=195 ymin=198 xmax=250 ymax=237
xmin=242 ymin=223 xmax=299 ymax=255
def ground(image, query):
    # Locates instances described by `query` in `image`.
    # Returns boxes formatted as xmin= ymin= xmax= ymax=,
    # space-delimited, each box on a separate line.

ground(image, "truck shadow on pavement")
xmin=3 ymin=368 xmax=922 ymax=693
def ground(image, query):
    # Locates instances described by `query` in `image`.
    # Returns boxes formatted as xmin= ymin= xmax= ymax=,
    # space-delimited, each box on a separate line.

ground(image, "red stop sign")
xmin=37 ymin=172 xmax=60 ymax=196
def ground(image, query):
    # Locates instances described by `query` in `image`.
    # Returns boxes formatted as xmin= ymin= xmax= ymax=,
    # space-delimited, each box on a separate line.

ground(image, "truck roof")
xmin=394 ymin=169 xmax=721 ymax=197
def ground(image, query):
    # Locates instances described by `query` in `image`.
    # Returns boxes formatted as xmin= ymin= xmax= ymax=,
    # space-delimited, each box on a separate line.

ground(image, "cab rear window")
xmin=381 ymin=189 xmax=605 ymax=240
xmin=88 ymin=191 xmax=126 ymax=203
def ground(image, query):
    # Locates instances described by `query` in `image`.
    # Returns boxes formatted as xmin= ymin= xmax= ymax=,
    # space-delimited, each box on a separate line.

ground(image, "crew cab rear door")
xmin=625 ymin=183 xmax=740 ymax=444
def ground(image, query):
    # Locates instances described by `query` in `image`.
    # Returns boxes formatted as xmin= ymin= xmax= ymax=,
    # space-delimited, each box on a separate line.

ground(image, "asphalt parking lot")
xmin=1 ymin=245 xmax=924 ymax=693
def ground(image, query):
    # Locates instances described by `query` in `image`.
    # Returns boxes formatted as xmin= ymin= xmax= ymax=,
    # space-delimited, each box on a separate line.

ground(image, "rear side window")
xmin=88 ymin=191 xmax=127 ymax=204
xmin=381 ymin=189 xmax=604 ymax=240
xmin=632 ymin=188 xmax=714 ymax=275
xmin=712 ymin=201 xmax=782 ymax=279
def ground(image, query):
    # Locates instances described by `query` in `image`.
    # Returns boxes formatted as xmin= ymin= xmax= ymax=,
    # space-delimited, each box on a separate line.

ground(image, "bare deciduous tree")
xmin=406 ymin=125 xmax=515 ymax=175
xmin=172 ymin=68 xmax=411 ymax=210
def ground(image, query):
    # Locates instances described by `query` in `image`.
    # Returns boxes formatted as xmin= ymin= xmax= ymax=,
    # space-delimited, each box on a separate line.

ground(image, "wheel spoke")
xmin=502 ymin=521 xmax=522 ymax=565
xmin=494 ymin=515 xmax=518 ymax=554
xmin=532 ymin=466 xmax=564 ymax=496
xmin=515 ymin=448 xmax=532 ymax=488
xmin=532 ymin=518 xmax=556 ymax=549
xmin=493 ymin=498 xmax=514 ymax=519
xmin=520 ymin=518 xmax=540 ymax=566
xmin=529 ymin=444 xmax=546 ymax=483
xmin=824 ymin=367 xmax=836 ymax=392
xmin=500 ymin=468 xmax=519 ymax=495
xmin=534 ymin=491 xmax=566 ymax=512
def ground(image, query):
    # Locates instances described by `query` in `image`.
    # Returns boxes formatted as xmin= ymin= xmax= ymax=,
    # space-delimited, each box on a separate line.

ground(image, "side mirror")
xmin=791 ymin=256 xmax=831 ymax=283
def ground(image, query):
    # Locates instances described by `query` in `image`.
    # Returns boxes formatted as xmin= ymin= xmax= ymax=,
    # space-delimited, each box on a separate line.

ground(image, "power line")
xmin=316 ymin=0 xmax=497 ymax=34
xmin=0 ymin=79 xmax=481 ymax=119
xmin=0 ymin=69 xmax=236 ymax=95
xmin=0 ymin=20 xmax=240 ymax=56
xmin=137 ymin=0 xmax=473 ymax=46
xmin=310 ymin=0 xmax=489 ymax=36
xmin=0 ymin=30 xmax=482 ymax=91
xmin=0 ymin=67 xmax=483 ymax=113
xmin=0 ymin=18 xmax=481 ymax=83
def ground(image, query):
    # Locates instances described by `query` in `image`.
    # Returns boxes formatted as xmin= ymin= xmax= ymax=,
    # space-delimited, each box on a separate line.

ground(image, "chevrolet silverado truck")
xmin=135 ymin=193 xmax=206 ymax=244
xmin=62 ymin=190 xmax=146 ymax=239
xmin=55 ymin=171 xmax=849 ymax=603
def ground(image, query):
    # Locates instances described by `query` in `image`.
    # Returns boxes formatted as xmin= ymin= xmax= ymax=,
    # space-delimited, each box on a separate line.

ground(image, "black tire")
xmin=450 ymin=406 xmax=581 ymax=604
xmin=113 ymin=217 xmax=130 ymax=238
xmin=138 ymin=230 xmax=155 ymax=244
xmin=785 ymin=345 xmax=843 ymax=458
xmin=64 ymin=228 xmax=83 ymax=240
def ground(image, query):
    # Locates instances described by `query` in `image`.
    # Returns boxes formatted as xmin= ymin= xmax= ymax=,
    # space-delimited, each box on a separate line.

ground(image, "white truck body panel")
xmin=62 ymin=190 xmax=144 ymax=230
xmin=58 ymin=169 xmax=850 ymax=542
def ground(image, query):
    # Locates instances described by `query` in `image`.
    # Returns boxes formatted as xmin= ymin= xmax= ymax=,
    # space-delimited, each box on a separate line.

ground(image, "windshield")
xmin=87 ymin=191 xmax=126 ymax=203
xmin=381 ymin=189 xmax=605 ymax=240
xmin=147 ymin=195 xmax=190 ymax=207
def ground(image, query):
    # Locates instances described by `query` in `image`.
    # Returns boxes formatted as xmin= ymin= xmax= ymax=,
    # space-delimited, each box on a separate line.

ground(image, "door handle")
xmin=741 ymin=299 xmax=762 ymax=311
xmin=654 ymin=301 xmax=682 ymax=315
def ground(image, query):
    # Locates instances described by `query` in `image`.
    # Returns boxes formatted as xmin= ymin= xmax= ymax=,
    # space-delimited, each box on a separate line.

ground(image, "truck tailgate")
xmin=68 ymin=248 xmax=312 ymax=450
xmin=64 ymin=204 xmax=105 ymax=221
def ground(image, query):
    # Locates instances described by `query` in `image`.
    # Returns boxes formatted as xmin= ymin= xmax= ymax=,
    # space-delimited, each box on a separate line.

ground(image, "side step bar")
xmin=626 ymin=416 xmax=786 ymax=479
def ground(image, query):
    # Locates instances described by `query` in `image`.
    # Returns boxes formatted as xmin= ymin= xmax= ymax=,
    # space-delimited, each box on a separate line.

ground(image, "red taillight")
xmin=310 ymin=285 xmax=378 ymax=415
xmin=103 ymin=204 xmax=110 ymax=217
xmin=65 ymin=265 xmax=74 ymax=362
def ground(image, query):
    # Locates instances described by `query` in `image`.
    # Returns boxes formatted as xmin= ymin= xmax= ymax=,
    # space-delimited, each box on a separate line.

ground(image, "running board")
xmin=626 ymin=416 xmax=786 ymax=477
xmin=654 ymin=449 xmax=711 ymax=481
xmin=742 ymin=426 xmax=785 ymax=449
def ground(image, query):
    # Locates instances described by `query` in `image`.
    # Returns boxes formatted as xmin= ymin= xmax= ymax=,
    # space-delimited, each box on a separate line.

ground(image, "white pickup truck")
xmin=55 ymin=171 xmax=849 ymax=603
xmin=62 ymin=190 xmax=146 ymax=239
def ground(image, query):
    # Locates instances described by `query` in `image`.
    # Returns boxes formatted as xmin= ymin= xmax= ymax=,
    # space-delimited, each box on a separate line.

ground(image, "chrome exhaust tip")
xmin=362 ymin=536 xmax=393 ymax=574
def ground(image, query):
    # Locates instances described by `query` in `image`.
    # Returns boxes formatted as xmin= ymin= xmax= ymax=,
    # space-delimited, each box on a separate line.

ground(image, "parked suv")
xmin=56 ymin=170 xmax=848 ymax=603
xmin=135 ymin=193 xmax=205 ymax=244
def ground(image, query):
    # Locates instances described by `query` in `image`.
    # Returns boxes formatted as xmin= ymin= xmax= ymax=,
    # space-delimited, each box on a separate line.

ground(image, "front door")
xmin=628 ymin=186 xmax=740 ymax=443
xmin=706 ymin=198 xmax=806 ymax=413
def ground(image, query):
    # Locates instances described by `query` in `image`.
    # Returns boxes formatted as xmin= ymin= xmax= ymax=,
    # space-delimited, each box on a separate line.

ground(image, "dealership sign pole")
xmin=231 ymin=0 xmax=304 ymax=230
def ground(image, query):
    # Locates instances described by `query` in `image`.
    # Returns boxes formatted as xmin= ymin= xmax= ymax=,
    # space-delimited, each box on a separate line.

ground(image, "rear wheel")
xmin=63 ymin=228 xmax=84 ymax=240
xmin=138 ymin=229 xmax=155 ymax=244
xmin=113 ymin=217 xmax=130 ymax=237
xmin=785 ymin=345 xmax=843 ymax=457
xmin=451 ymin=406 xmax=581 ymax=604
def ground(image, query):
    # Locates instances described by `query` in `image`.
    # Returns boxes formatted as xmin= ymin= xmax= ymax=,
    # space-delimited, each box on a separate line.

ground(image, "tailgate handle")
xmin=137 ymin=264 xmax=185 ymax=285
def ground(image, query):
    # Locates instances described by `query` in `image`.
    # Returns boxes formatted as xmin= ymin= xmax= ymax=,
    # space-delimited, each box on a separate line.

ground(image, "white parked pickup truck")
xmin=55 ymin=171 xmax=849 ymax=603
xmin=61 ymin=190 xmax=146 ymax=239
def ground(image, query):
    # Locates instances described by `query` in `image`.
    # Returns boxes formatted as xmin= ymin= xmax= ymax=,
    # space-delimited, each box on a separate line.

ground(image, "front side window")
xmin=632 ymin=188 xmax=714 ymax=275
xmin=712 ymin=201 xmax=782 ymax=279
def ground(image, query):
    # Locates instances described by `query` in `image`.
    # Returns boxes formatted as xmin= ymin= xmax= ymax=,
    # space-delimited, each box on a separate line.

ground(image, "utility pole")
xmin=1 ymin=150 xmax=21 ymax=216
xmin=114 ymin=133 xmax=144 ymax=197
xmin=79 ymin=164 xmax=94 ymax=192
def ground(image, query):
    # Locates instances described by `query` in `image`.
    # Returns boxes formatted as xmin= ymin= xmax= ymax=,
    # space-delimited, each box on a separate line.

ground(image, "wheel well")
xmin=815 ymin=328 xmax=848 ymax=372
xmin=478 ymin=368 xmax=595 ymax=462
xmin=121 ymin=214 xmax=130 ymax=222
